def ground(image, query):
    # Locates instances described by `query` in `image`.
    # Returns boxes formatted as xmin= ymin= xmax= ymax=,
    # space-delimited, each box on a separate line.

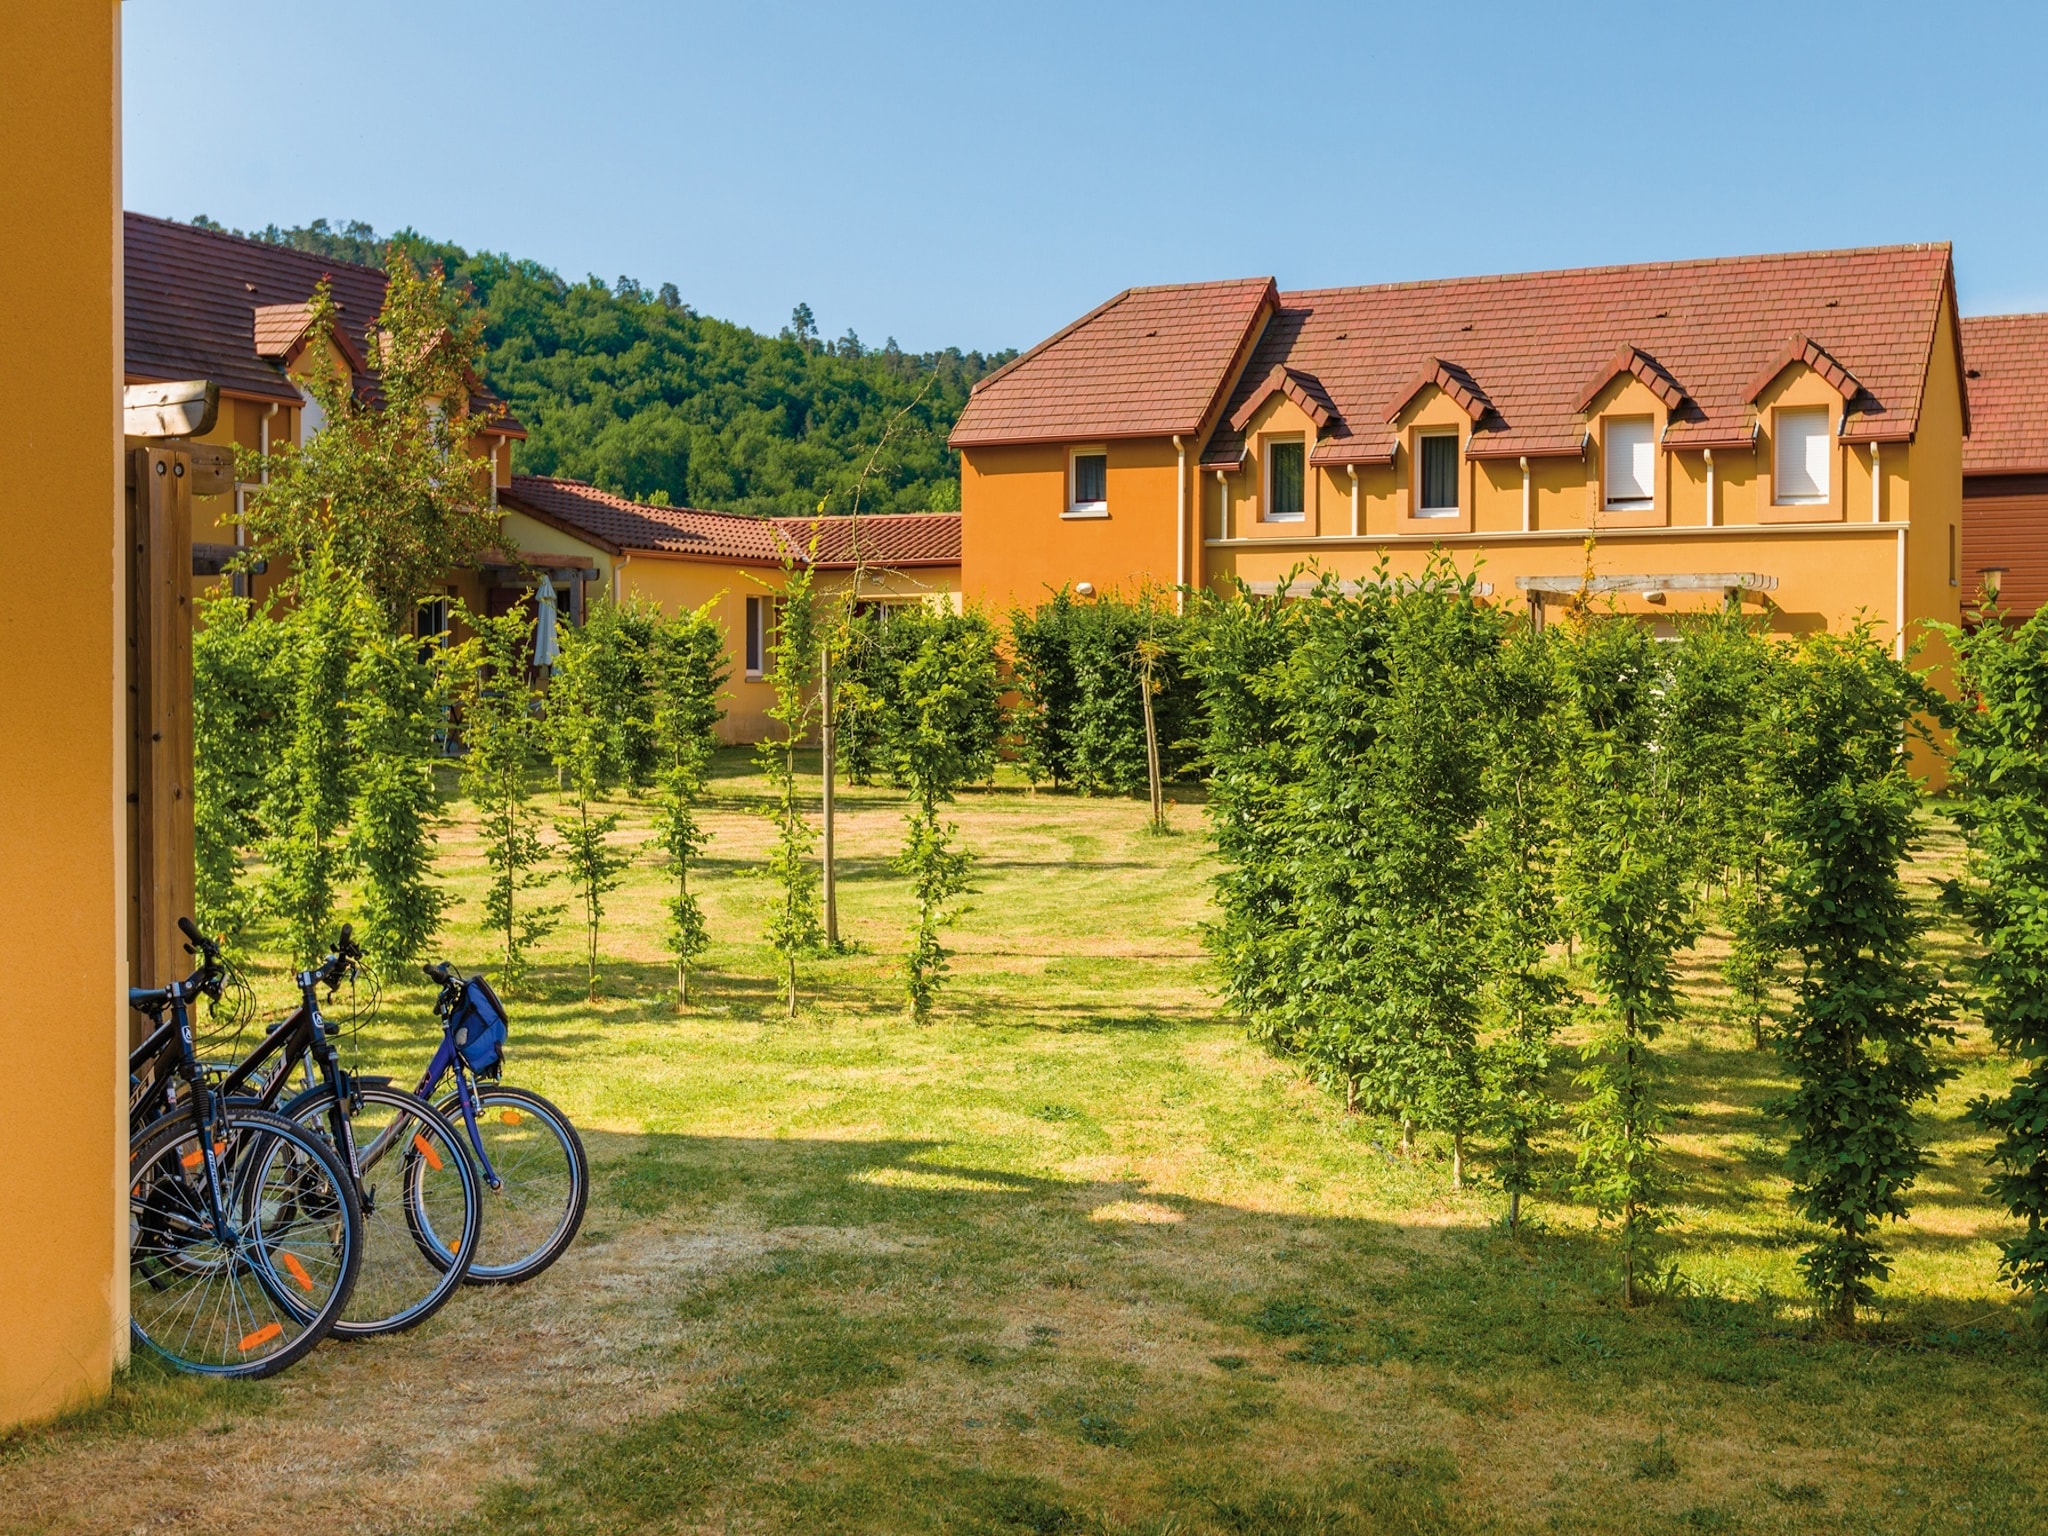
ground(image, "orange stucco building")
xmin=1 ymin=1 xmax=127 ymax=1430
xmin=951 ymin=247 xmax=1969 ymax=654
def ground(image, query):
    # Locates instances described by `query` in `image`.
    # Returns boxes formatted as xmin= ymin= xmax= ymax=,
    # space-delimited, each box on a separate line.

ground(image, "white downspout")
xmin=1172 ymin=435 xmax=1186 ymax=613
xmin=1215 ymin=469 xmax=1229 ymax=541
xmin=1348 ymin=465 xmax=1359 ymax=536
xmin=1518 ymin=456 xmax=1531 ymax=532
xmin=1870 ymin=441 xmax=1882 ymax=522
xmin=613 ymin=552 xmax=632 ymax=606
xmin=1703 ymin=448 xmax=1716 ymax=527
xmin=1895 ymin=525 xmax=1907 ymax=660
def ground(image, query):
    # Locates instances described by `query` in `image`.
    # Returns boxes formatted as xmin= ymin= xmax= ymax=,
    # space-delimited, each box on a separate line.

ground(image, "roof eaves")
xmin=496 ymin=492 xmax=626 ymax=557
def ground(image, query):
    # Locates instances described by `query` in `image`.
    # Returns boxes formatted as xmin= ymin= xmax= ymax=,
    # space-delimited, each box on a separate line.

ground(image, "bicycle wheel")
xmin=129 ymin=1107 xmax=361 ymax=1378
xmin=436 ymin=1084 xmax=588 ymax=1284
xmin=282 ymin=1083 xmax=483 ymax=1336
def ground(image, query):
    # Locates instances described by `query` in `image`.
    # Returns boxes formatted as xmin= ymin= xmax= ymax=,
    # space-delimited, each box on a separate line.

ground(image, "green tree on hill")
xmin=198 ymin=215 xmax=1014 ymax=517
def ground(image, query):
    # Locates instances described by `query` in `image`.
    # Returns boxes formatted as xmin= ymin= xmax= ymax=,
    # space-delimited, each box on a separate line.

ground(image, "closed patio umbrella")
xmin=533 ymin=574 xmax=560 ymax=668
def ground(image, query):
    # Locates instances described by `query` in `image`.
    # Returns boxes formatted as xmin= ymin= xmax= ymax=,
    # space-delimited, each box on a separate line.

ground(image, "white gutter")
xmin=1895 ymin=525 xmax=1907 ymax=661
xmin=1703 ymin=448 xmax=1715 ymax=527
xmin=1870 ymin=441 xmax=1882 ymax=522
xmin=1519 ymin=456 xmax=1531 ymax=532
xmin=614 ymin=552 xmax=632 ymax=606
xmin=1172 ymin=435 xmax=1186 ymax=613
xmin=1348 ymin=464 xmax=1360 ymax=536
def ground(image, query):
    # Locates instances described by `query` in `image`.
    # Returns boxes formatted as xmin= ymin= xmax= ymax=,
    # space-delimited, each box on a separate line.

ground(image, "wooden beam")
xmin=1515 ymin=572 xmax=1778 ymax=596
xmin=124 ymin=379 xmax=218 ymax=439
xmin=127 ymin=447 xmax=196 ymax=994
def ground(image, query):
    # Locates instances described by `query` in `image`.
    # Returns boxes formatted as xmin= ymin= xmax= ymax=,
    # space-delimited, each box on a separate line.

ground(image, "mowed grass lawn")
xmin=7 ymin=751 xmax=2047 ymax=1536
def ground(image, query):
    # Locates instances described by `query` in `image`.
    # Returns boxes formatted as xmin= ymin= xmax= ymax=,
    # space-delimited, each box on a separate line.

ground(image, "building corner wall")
xmin=0 ymin=0 xmax=125 ymax=1429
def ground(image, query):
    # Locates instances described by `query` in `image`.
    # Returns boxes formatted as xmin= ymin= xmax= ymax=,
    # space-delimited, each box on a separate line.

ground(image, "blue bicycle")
xmin=418 ymin=961 xmax=588 ymax=1283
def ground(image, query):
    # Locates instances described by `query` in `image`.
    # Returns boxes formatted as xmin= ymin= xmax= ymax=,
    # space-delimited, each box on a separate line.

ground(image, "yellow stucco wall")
xmin=609 ymin=556 xmax=784 ymax=742
xmin=0 ymin=0 xmax=126 ymax=1430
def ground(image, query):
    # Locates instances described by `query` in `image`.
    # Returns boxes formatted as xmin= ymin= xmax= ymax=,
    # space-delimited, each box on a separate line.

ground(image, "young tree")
xmin=240 ymin=254 xmax=502 ymax=632
xmin=757 ymin=566 xmax=824 ymax=1016
xmin=452 ymin=602 xmax=560 ymax=988
xmin=1767 ymin=624 xmax=1954 ymax=1328
xmin=1944 ymin=607 xmax=2048 ymax=1326
xmin=1477 ymin=621 xmax=1568 ymax=1231
xmin=346 ymin=616 xmax=451 ymax=978
xmin=648 ymin=600 xmax=729 ymax=1004
xmin=262 ymin=549 xmax=361 ymax=965
xmin=1663 ymin=611 xmax=1784 ymax=1048
xmin=884 ymin=609 xmax=1003 ymax=1022
xmin=1553 ymin=613 xmax=1694 ymax=1305
xmin=547 ymin=609 xmax=634 ymax=1001
xmin=1190 ymin=579 xmax=1312 ymax=1059
xmin=1360 ymin=567 xmax=1500 ymax=1187
xmin=191 ymin=585 xmax=288 ymax=943
xmin=1010 ymin=590 xmax=1081 ymax=790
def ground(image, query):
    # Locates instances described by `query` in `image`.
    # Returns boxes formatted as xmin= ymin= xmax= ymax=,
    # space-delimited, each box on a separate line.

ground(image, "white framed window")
xmin=1774 ymin=407 xmax=1831 ymax=504
xmin=1265 ymin=438 xmax=1305 ymax=521
xmin=1066 ymin=449 xmax=1109 ymax=517
xmin=1417 ymin=431 xmax=1460 ymax=516
xmin=298 ymin=386 xmax=326 ymax=442
xmin=1603 ymin=416 xmax=1656 ymax=510
xmin=745 ymin=595 xmax=768 ymax=678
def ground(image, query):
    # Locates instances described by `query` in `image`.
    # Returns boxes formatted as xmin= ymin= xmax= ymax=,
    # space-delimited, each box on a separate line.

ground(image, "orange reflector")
xmin=281 ymin=1252 xmax=314 ymax=1292
xmin=499 ymin=1109 xmax=523 ymax=1126
xmin=412 ymin=1133 xmax=444 ymax=1171
xmin=238 ymin=1322 xmax=283 ymax=1352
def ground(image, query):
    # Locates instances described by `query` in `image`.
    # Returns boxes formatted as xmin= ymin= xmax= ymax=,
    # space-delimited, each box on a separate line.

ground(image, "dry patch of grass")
xmin=8 ymin=759 xmax=2048 ymax=1535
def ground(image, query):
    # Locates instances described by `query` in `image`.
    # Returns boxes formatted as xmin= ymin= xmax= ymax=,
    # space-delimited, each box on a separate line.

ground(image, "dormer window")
xmin=1067 ymin=449 xmax=1108 ymax=517
xmin=1417 ymin=431 xmax=1460 ymax=516
xmin=1603 ymin=417 xmax=1655 ymax=511
xmin=1266 ymin=438 xmax=1305 ymax=521
xmin=1774 ymin=407 xmax=1830 ymax=504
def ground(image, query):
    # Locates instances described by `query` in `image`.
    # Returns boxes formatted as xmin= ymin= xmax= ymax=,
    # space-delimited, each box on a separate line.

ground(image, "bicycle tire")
xmin=436 ymin=1084 xmax=588 ymax=1284
xmin=280 ymin=1083 xmax=483 ymax=1336
xmin=129 ymin=1106 xmax=362 ymax=1378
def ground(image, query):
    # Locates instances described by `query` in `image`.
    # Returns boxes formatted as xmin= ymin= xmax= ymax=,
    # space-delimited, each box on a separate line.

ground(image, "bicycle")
xmin=418 ymin=960 xmax=588 ymax=1284
xmin=135 ymin=925 xmax=484 ymax=1338
xmin=127 ymin=919 xmax=363 ymax=1377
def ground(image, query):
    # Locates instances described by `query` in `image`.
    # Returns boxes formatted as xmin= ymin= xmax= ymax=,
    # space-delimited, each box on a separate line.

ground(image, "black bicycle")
xmin=133 ymin=925 xmax=483 ymax=1337
xmin=127 ymin=919 xmax=363 ymax=1377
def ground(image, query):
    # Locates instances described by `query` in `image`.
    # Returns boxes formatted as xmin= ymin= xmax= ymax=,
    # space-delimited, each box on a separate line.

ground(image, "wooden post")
xmin=126 ymin=445 xmax=196 ymax=995
xmin=820 ymin=642 xmax=838 ymax=947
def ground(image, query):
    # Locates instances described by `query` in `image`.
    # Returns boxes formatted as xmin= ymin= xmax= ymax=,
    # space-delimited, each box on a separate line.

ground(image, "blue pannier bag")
xmin=450 ymin=975 xmax=509 ymax=1078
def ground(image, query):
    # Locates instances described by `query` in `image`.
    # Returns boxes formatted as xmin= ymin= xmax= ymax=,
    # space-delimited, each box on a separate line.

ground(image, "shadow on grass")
xmin=427 ymin=1126 xmax=2047 ymax=1536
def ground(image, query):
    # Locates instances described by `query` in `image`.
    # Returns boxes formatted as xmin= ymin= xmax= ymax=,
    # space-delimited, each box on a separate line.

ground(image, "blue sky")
xmin=124 ymin=1 xmax=2048 ymax=355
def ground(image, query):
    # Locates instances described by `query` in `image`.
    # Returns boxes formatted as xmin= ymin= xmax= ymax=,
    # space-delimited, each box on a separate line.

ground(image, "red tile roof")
xmin=1962 ymin=313 xmax=2048 ymax=476
xmin=1195 ymin=245 xmax=1958 ymax=470
xmin=502 ymin=477 xmax=960 ymax=570
xmin=949 ymin=278 xmax=1276 ymax=447
xmin=774 ymin=512 xmax=961 ymax=568
xmin=963 ymin=247 xmax=1959 ymax=473
xmin=502 ymin=477 xmax=785 ymax=563
xmin=124 ymin=212 xmax=522 ymax=436
xmin=126 ymin=212 xmax=387 ymax=405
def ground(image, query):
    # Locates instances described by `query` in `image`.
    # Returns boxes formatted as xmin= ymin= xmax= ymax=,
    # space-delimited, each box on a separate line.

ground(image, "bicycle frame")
xmin=414 ymin=1030 xmax=504 ymax=1192
xmin=128 ymin=941 xmax=237 ymax=1244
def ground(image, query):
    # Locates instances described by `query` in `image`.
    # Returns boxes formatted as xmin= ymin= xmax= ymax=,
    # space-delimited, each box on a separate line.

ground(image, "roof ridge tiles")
xmin=1275 ymin=241 xmax=1952 ymax=304
xmin=125 ymin=210 xmax=390 ymax=279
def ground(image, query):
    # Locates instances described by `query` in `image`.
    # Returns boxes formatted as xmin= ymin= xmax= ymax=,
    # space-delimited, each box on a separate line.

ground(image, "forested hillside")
xmin=193 ymin=216 xmax=1014 ymax=517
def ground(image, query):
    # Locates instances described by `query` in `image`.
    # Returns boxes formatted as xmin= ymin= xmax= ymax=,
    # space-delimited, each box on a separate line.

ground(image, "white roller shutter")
xmin=1775 ymin=408 xmax=1831 ymax=503
xmin=1604 ymin=417 xmax=1655 ymax=507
